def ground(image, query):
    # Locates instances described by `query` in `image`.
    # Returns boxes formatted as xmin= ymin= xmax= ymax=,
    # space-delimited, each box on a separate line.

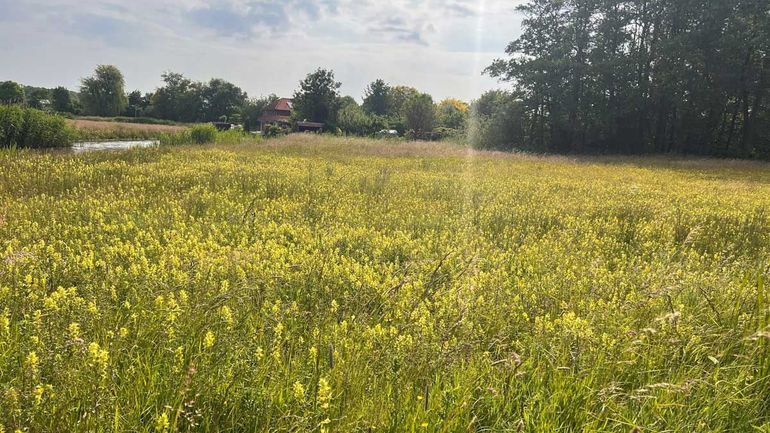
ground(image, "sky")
xmin=0 ymin=0 xmax=524 ymax=102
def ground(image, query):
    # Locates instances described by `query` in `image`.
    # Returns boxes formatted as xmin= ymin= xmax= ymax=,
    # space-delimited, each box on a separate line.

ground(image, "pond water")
xmin=70 ymin=140 xmax=159 ymax=153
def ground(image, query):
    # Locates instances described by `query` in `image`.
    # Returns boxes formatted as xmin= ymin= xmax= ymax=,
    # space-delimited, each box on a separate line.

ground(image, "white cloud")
xmin=0 ymin=0 xmax=524 ymax=101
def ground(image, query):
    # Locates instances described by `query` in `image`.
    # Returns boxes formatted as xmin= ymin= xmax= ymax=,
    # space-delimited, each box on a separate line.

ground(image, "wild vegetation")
xmin=0 ymin=106 xmax=72 ymax=148
xmin=1 ymin=135 xmax=770 ymax=432
xmin=4 ymin=0 xmax=770 ymax=157
xmin=67 ymin=119 xmax=187 ymax=142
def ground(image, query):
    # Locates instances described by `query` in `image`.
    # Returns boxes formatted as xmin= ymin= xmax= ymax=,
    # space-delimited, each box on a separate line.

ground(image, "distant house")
xmin=258 ymin=98 xmax=293 ymax=132
xmin=258 ymin=98 xmax=325 ymax=133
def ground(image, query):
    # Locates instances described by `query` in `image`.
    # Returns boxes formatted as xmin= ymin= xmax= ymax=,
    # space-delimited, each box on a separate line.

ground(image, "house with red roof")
xmin=258 ymin=98 xmax=293 ymax=132
xmin=258 ymin=98 xmax=324 ymax=133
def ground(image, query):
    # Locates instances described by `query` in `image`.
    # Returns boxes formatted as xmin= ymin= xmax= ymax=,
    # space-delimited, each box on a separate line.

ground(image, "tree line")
xmin=0 ymin=66 xmax=470 ymax=140
xmin=291 ymin=69 xmax=469 ymax=139
xmin=3 ymin=0 xmax=768 ymax=159
xmin=485 ymin=0 xmax=770 ymax=157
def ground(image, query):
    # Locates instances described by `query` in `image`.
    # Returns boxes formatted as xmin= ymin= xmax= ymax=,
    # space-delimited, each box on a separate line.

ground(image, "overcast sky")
xmin=0 ymin=0 xmax=523 ymax=102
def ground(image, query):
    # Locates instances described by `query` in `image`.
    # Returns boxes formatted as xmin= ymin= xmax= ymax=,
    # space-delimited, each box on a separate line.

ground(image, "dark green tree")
xmin=404 ymin=93 xmax=435 ymax=136
xmin=51 ymin=87 xmax=75 ymax=113
xmin=150 ymin=72 xmax=204 ymax=122
xmin=487 ymin=0 xmax=770 ymax=157
xmin=292 ymin=68 xmax=342 ymax=126
xmin=338 ymin=99 xmax=373 ymax=136
xmin=126 ymin=90 xmax=153 ymax=117
xmin=387 ymin=85 xmax=420 ymax=118
xmin=80 ymin=65 xmax=128 ymax=117
xmin=0 ymin=81 xmax=25 ymax=105
xmin=25 ymin=87 xmax=50 ymax=110
xmin=202 ymin=79 xmax=248 ymax=122
xmin=469 ymin=90 xmax=527 ymax=151
xmin=362 ymin=79 xmax=390 ymax=116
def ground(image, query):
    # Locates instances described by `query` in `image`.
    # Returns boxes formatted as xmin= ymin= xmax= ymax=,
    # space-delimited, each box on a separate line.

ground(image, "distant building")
xmin=258 ymin=98 xmax=325 ymax=133
xmin=258 ymin=98 xmax=293 ymax=132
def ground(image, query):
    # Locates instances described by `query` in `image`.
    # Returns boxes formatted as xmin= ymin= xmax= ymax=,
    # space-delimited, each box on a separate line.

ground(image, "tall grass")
xmin=1 ymin=136 xmax=769 ymax=432
xmin=73 ymin=127 xmax=163 ymax=142
xmin=70 ymin=115 xmax=186 ymax=126
xmin=159 ymin=126 xmax=260 ymax=146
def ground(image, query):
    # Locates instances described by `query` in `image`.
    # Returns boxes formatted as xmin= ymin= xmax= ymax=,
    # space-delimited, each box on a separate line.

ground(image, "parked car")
xmin=376 ymin=129 xmax=399 ymax=138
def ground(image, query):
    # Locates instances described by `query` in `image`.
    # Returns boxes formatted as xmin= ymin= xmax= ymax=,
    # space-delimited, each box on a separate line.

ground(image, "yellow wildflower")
xmin=203 ymin=330 xmax=216 ymax=349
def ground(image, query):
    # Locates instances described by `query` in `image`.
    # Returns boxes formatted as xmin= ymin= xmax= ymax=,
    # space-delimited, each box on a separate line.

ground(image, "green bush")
xmin=158 ymin=131 xmax=190 ymax=147
xmin=190 ymin=124 xmax=217 ymax=144
xmin=0 ymin=105 xmax=72 ymax=148
xmin=263 ymin=124 xmax=289 ymax=138
xmin=432 ymin=126 xmax=465 ymax=142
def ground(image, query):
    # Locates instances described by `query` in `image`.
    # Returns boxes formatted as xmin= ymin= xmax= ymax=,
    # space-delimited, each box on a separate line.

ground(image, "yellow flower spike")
xmin=292 ymin=381 xmax=306 ymax=402
xmin=317 ymin=378 xmax=332 ymax=409
xmin=0 ymin=309 xmax=9 ymax=337
xmin=87 ymin=300 xmax=99 ymax=315
xmin=25 ymin=351 xmax=39 ymax=377
xmin=33 ymin=385 xmax=44 ymax=405
xmin=173 ymin=346 xmax=185 ymax=372
xmin=203 ymin=331 xmax=216 ymax=349
xmin=219 ymin=305 xmax=234 ymax=330
xmin=154 ymin=412 xmax=170 ymax=433
xmin=68 ymin=322 xmax=81 ymax=341
xmin=87 ymin=342 xmax=110 ymax=379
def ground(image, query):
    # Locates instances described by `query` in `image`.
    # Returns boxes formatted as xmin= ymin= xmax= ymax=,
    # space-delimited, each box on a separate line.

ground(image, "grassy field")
xmin=1 ymin=135 xmax=770 ymax=432
xmin=66 ymin=118 xmax=188 ymax=141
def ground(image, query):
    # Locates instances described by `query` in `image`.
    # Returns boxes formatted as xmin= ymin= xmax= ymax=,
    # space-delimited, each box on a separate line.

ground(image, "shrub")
xmin=432 ymin=126 xmax=464 ymax=142
xmin=189 ymin=124 xmax=218 ymax=144
xmin=0 ymin=105 xmax=72 ymax=148
xmin=158 ymin=131 xmax=191 ymax=146
xmin=468 ymin=91 xmax=527 ymax=151
xmin=263 ymin=124 xmax=289 ymax=138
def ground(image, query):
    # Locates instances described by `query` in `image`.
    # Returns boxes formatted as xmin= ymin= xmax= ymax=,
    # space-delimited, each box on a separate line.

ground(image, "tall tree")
xmin=51 ymin=87 xmax=75 ymax=113
xmin=150 ymin=72 xmax=204 ymax=122
xmin=202 ymin=78 xmax=248 ymax=122
xmin=338 ymin=101 xmax=373 ymax=136
xmin=387 ymin=86 xmax=420 ymax=118
xmin=292 ymin=68 xmax=341 ymax=125
xmin=488 ymin=0 xmax=770 ymax=157
xmin=436 ymin=98 xmax=469 ymax=130
xmin=404 ymin=93 xmax=435 ymax=136
xmin=25 ymin=87 xmax=50 ymax=110
xmin=80 ymin=65 xmax=128 ymax=117
xmin=0 ymin=81 xmax=25 ymax=105
xmin=362 ymin=79 xmax=390 ymax=116
xmin=125 ymin=90 xmax=152 ymax=117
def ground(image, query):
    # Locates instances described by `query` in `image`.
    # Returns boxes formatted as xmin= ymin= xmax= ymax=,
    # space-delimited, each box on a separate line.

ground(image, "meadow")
xmin=1 ymin=135 xmax=769 ymax=432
